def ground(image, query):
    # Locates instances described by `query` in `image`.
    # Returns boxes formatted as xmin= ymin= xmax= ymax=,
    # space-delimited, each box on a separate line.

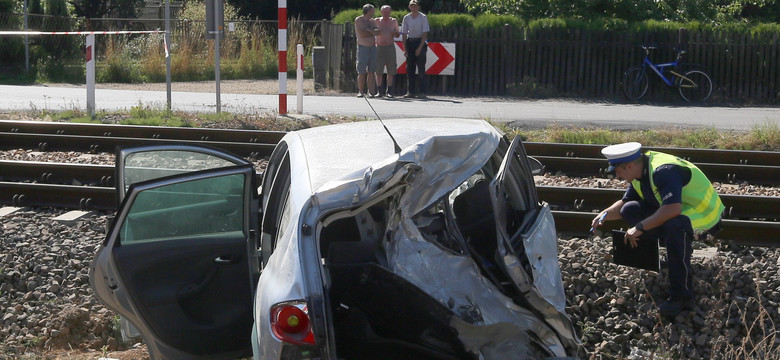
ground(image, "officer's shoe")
xmin=659 ymin=296 xmax=693 ymax=317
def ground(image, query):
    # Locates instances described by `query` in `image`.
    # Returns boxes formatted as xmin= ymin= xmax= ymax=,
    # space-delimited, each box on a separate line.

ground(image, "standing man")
xmin=355 ymin=4 xmax=380 ymax=97
xmin=374 ymin=5 xmax=400 ymax=98
xmin=401 ymin=0 xmax=429 ymax=98
xmin=591 ymin=142 xmax=724 ymax=317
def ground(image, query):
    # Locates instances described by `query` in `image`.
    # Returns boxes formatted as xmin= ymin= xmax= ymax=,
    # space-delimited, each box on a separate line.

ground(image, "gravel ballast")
xmin=1 ymin=148 xmax=779 ymax=359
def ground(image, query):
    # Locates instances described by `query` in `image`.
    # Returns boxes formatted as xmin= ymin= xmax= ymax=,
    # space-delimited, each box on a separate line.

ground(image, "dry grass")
xmin=499 ymin=122 xmax=780 ymax=151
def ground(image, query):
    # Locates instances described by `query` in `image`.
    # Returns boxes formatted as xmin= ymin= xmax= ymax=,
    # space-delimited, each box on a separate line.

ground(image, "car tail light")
xmin=270 ymin=302 xmax=316 ymax=345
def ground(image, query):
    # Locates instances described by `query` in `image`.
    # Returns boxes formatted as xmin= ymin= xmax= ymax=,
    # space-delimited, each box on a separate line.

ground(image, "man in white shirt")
xmin=400 ymin=0 xmax=429 ymax=98
xmin=354 ymin=4 xmax=380 ymax=97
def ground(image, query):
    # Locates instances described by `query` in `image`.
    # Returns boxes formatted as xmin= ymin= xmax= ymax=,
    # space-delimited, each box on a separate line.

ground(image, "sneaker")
xmin=403 ymin=93 xmax=414 ymax=98
xmin=385 ymin=92 xmax=394 ymax=98
xmin=356 ymin=93 xmax=364 ymax=98
xmin=370 ymin=92 xmax=379 ymax=98
xmin=659 ymin=296 xmax=693 ymax=317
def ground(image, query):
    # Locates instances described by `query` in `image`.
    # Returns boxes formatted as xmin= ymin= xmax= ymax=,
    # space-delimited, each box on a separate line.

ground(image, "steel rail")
xmin=2 ymin=120 xmax=776 ymax=167
xmin=525 ymin=142 xmax=780 ymax=166
xmin=1 ymin=181 xmax=775 ymax=245
xmin=551 ymin=211 xmax=780 ymax=247
xmin=0 ymin=132 xmax=274 ymax=159
xmin=533 ymin=155 xmax=780 ymax=185
xmin=0 ymin=182 xmax=115 ymax=211
xmin=0 ymin=160 xmax=264 ymax=188
xmin=0 ymin=120 xmax=286 ymax=144
xmin=0 ymin=160 xmax=114 ymax=186
xmin=1 ymin=161 xmax=777 ymax=221
xmin=537 ymin=186 xmax=778 ymax=220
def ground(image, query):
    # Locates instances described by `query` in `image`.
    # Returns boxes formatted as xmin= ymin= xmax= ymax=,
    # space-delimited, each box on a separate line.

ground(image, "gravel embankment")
xmin=1 ymin=149 xmax=779 ymax=359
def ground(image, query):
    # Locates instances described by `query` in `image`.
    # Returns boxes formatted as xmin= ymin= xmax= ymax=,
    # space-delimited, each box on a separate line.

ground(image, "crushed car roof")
xmin=285 ymin=118 xmax=500 ymax=192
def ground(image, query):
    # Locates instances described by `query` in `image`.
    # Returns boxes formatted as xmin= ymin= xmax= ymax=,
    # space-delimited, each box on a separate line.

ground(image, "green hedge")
xmin=332 ymin=8 xmax=780 ymax=36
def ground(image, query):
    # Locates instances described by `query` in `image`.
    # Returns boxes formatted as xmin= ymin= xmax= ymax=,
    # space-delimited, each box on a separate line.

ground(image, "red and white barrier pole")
xmin=297 ymin=43 xmax=303 ymax=114
xmin=86 ymin=34 xmax=95 ymax=117
xmin=278 ymin=0 xmax=287 ymax=114
xmin=0 ymin=30 xmax=164 ymax=35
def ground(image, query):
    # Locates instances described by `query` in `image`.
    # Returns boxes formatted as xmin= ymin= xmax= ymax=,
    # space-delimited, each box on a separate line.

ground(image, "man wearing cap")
xmin=355 ymin=4 xmax=381 ymax=98
xmin=401 ymin=0 xmax=429 ymax=98
xmin=591 ymin=142 xmax=724 ymax=317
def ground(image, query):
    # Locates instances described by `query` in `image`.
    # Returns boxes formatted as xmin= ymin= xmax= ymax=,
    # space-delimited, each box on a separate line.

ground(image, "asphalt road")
xmin=1 ymin=84 xmax=778 ymax=131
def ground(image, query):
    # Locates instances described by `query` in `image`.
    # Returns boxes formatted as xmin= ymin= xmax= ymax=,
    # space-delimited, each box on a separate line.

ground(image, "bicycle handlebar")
xmin=640 ymin=45 xmax=686 ymax=60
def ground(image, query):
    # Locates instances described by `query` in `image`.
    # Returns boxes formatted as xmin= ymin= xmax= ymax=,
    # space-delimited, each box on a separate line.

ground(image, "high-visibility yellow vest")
xmin=631 ymin=151 xmax=724 ymax=231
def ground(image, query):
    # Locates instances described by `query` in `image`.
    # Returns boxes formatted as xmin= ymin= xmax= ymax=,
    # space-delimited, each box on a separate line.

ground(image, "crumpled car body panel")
xmin=290 ymin=119 xmax=580 ymax=358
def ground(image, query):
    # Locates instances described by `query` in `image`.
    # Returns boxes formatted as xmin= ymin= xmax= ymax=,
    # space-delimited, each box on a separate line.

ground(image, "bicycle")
xmin=622 ymin=46 xmax=713 ymax=102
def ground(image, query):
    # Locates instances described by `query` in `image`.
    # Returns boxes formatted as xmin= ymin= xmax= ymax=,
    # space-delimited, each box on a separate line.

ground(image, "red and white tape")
xmin=0 ymin=30 xmax=165 ymax=35
xmin=278 ymin=0 xmax=287 ymax=114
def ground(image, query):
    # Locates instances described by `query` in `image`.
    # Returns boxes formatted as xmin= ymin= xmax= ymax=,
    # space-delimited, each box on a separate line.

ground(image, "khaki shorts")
xmin=356 ymin=45 xmax=377 ymax=74
xmin=376 ymin=45 xmax=397 ymax=75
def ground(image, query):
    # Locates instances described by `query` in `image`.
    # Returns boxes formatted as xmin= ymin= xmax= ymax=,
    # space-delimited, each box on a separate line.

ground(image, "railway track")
xmin=2 ymin=120 xmax=777 ymax=184
xmin=1 ymin=120 xmax=778 ymax=245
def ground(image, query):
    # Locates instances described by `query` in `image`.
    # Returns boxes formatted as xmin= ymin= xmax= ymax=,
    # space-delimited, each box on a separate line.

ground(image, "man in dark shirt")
xmin=591 ymin=142 xmax=724 ymax=317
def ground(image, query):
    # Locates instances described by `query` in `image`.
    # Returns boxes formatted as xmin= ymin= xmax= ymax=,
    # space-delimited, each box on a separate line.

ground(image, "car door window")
xmin=260 ymin=149 xmax=292 ymax=267
xmin=117 ymin=146 xmax=249 ymax=203
xmin=120 ymin=172 xmax=245 ymax=244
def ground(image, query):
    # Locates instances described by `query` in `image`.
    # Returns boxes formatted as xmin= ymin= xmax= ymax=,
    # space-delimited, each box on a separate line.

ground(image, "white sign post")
xmin=86 ymin=34 xmax=95 ymax=117
xmin=296 ymin=43 xmax=303 ymax=114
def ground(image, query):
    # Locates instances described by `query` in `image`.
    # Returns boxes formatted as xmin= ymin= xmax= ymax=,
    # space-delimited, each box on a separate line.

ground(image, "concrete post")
xmin=86 ymin=34 xmax=95 ymax=117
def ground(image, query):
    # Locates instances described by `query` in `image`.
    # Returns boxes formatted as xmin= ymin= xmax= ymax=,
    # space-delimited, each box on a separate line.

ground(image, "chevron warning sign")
xmin=394 ymin=41 xmax=455 ymax=76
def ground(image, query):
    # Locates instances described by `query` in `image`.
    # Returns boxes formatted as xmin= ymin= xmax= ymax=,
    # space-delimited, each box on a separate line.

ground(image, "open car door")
xmin=489 ymin=136 xmax=580 ymax=355
xmin=90 ymin=146 xmax=259 ymax=360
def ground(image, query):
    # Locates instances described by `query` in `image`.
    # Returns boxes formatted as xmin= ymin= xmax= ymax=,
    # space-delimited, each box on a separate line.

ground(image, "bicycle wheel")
xmin=678 ymin=70 xmax=712 ymax=102
xmin=622 ymin=66 xmax=649 ymax=101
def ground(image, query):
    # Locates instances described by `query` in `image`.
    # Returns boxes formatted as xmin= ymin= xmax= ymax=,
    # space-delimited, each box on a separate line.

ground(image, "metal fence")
xmin=3 ymin=12 xmax=779 ymax=104
xmin=322 ymin=22 xmax=780 ymax=103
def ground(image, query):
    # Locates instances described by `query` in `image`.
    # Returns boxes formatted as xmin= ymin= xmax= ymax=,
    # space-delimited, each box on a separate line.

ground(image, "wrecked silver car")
xmin=90 ymin=118 xmax=580 ymax=359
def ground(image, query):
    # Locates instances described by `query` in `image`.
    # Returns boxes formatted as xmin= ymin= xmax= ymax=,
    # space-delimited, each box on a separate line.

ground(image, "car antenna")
xmin=361 ymin=94 xmax=402 ymax=154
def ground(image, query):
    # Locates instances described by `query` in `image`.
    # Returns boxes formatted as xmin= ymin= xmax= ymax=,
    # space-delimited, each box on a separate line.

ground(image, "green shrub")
xmin=34 ymin=57 xmax=84 ymax=83
xmin=0 ymin=0 xmax=15 ymax=12
xmin=97 ymin=37 xmax=143 ymax=83
xmin=333 ymin=9 xmax=364 ymax=24
xmin=631 ymin=19 xmax=690 ymax=32
xmin=333 ymin=8 xmax=411 ymax=24
xmin=430 ymin=13 xmax=475 ymax=28
xmin=0 ymin=38 xmax=24 ymax=66
xmin=527 ymin=18 xmax=569 ymax=32
xmin=472 ymin=14 xmax=523 ymax=31
xmin=587 ymin=17 xmax=630 ymax=31
xmin=748 ymin=23 xmax=780 ymax=42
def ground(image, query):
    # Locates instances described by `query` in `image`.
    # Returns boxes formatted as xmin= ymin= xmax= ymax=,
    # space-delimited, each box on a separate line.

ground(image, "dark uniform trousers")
xmin=405 ymin=38 xmax=427 ymax=95
xmin=620 ymin=200 xmax=694 ymax=299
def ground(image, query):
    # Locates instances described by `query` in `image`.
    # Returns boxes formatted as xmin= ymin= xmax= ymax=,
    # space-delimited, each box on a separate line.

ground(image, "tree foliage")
xmin=45 ymin=0 xmax=67 ymax=16
xmin=67 ymin=0 xmax=145 ymax=19
xmin=457 ymin=0 xmax=780 ymax=23
xmin=225 ymin=0 xmax=465 ymax=21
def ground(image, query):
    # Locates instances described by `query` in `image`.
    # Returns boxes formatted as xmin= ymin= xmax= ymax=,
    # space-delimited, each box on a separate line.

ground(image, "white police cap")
xmin=601 ymin=142 xmax=642 ymax=172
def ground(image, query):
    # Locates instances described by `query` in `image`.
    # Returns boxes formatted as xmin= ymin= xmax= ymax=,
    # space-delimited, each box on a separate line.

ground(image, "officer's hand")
xmin=590 ymin=212 xmax=606 ymax=234
xmin=625 ymin=227 xmax=643 ymax=248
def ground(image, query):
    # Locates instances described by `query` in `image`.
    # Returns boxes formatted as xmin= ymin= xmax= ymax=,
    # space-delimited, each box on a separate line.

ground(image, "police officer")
xmin=591 ymin=142 xmax=724 ymax=317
